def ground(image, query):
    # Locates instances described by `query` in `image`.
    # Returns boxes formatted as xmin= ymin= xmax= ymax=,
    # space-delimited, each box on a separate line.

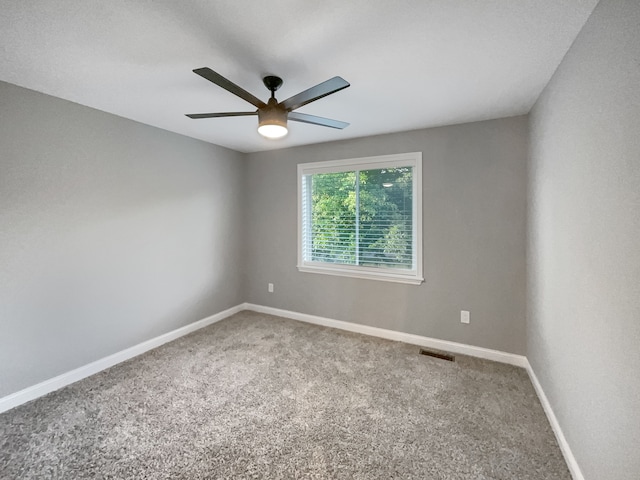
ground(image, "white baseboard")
xmin=525 ymin=361 xmax=584 ymax=480
xmin=0 ymin=304 xmax=244 ymax=414
xmin=243 ymin=303 xmax=528 ymax=368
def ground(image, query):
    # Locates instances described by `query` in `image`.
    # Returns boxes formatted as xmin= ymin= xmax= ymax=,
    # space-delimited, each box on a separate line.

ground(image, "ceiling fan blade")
xmin=193 ymin=68 xmax=266 ymax=109
xmin=281 ymin=76 xmax=350 ymax=111
xmin=288 ymin=112 xmax=349 ymax=129
xmin=185 ymin=111 xmax=257 ymax=119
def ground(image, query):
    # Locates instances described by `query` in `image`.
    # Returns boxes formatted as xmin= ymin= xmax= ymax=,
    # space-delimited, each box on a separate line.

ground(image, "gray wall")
xmin=527 ymin=1 xmax=640 ymax=479
xmin=0 ymin=81 xmax=245 ymax=397
xmin=246 ymin=117 xmax=528 ymax=354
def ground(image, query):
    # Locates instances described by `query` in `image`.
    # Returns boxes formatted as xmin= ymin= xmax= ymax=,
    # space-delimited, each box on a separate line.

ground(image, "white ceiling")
xmin=0 ymin=0 xmax=598 ymax=153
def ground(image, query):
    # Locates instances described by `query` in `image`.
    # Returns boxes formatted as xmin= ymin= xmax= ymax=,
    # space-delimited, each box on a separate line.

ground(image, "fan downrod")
xmin=263 ymin=76 xmax=283 ymax=98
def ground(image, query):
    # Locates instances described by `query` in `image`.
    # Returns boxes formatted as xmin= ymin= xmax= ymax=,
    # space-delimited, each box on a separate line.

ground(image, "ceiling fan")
xmin=185 ymin=67 xmax=350 ymax=139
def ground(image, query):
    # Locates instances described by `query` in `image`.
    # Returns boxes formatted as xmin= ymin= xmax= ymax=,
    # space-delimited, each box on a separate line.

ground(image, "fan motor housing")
xmin=258 ymin=98 xmax=288 ymax=128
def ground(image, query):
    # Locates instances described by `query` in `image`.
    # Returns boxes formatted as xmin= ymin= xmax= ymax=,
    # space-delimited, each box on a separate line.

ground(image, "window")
xmin=297 ymin=152 xmax=423 ymax=284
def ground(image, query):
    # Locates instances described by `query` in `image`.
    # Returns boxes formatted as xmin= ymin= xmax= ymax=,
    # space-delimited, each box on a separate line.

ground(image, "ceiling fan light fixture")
xmin=258 ymin=104 xmax=288 ymax=139
xmin=258 ymin=123 xmax=288 ymax=139
xmin=186 ymin=68 xmax=350 ymax=139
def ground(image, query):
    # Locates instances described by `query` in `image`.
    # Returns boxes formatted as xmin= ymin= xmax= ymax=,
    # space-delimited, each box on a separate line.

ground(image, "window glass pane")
xmin=310 ymin=171 xmax=357 ymax=264
xmin=358 ymin=167 xmax=413 ymax=269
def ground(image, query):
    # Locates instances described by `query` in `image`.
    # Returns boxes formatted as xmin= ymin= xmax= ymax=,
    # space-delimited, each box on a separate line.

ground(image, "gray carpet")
xmin=0 ymin=311 xmax=570 ymax=479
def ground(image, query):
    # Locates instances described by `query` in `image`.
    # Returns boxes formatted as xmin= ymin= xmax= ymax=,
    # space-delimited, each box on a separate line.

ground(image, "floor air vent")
xmin=419 ymin=348 xmax=455 ymax=362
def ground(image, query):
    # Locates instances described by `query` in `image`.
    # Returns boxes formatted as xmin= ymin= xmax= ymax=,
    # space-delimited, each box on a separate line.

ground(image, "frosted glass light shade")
xmin=258 ymin=124 xmax=288 ymax=139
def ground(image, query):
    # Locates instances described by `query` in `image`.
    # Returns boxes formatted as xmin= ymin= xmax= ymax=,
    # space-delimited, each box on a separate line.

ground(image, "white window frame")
xmin=297 ymin=152 xmax=423 ymax=285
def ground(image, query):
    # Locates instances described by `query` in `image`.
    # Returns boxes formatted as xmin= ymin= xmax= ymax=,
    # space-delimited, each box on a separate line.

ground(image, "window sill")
xmin=297 ymin=264 xmax=424 ymax=285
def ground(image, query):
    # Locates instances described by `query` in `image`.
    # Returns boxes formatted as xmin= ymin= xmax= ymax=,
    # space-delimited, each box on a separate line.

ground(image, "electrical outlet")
xmin=268 ymin=283 xmax=274 ymax=293
xmin=461 ymin=310 xmax=470 ymax=324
